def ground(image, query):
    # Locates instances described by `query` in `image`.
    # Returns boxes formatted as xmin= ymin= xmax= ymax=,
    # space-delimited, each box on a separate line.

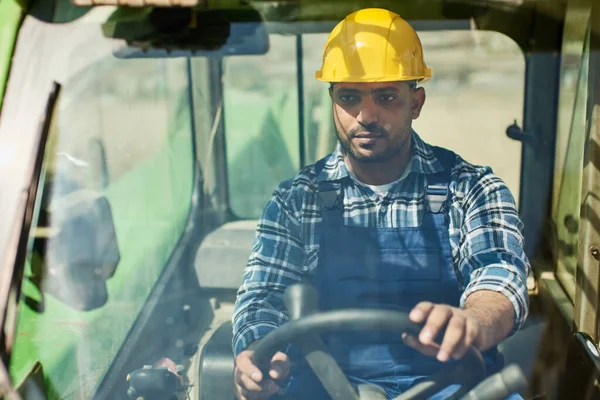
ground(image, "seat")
xmin=197 ymin=321 xmax=235 ymax=400
xmin=194 ymin=220 xmax=258 ymax=290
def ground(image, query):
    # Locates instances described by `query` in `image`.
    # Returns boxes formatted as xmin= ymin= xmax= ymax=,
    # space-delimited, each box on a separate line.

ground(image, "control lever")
xmin=459 ymin=364 xmax=528 ymax=400
xmin=126 ymin=358 xmax=185 ymax=400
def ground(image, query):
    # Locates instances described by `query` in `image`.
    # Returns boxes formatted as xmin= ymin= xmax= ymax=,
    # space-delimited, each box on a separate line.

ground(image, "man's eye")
xmin=380 ymin=94 xmax=396 ymax=102
xmin=339 ymin=95 xmax=357 ymax=103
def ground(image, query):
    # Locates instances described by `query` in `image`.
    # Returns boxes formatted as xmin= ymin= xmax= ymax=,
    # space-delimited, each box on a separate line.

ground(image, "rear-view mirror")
xmin=104 ymin=7 xmax=269 ymax=58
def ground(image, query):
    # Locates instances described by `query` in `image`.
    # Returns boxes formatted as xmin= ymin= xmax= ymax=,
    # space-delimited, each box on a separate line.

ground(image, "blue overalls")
xmin=285 ymin=147 xmax=520 ymax=399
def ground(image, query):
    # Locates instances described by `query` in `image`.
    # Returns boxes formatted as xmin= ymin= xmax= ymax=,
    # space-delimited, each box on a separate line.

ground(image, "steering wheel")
xmin=250 ymin=284 xmax=487 ymax=400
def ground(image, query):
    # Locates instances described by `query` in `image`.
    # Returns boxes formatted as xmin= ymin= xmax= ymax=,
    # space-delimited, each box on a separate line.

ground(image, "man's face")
xmin=330 ymin=81 xmax=425 ymax=163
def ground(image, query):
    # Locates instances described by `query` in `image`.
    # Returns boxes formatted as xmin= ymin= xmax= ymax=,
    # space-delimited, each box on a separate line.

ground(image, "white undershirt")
xmin=344 ymin=160 xmax=411 ymax=198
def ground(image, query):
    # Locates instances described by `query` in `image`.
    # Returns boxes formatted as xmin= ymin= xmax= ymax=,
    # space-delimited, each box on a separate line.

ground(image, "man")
xmin=232 ymin=8 xmax=529 ymax=400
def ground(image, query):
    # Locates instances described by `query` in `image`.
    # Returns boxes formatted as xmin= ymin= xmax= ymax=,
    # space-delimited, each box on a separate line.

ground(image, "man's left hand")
xmin=402 ymin=302 xmax=481 ymax=362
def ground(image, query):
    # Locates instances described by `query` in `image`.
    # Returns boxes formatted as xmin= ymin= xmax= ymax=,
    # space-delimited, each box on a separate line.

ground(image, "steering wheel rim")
xmin=251 ymin=309 xmax=487 ymax=400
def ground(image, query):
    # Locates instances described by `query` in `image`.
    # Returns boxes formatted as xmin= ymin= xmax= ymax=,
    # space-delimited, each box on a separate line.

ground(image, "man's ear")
xmin=411 ymin=87 xmax=426 ymax=120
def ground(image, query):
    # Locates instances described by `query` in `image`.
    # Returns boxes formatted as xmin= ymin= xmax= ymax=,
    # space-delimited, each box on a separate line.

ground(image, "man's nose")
xmin=356 ymin=97 xmax=379 ymax=125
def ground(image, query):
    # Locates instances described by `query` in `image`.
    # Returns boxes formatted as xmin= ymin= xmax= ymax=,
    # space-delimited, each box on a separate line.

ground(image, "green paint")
xmin=10 ymin=108 xmax=194 ymax=398
xmin=0 ymin=0 xmax=26 ymax=113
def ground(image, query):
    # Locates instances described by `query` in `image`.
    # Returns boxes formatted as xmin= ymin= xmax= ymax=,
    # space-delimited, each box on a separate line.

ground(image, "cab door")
xmin=548 ymin=0 xmax=600 ymax=341
xmin=573 ymin=0 xmax=600 ymax=341
xmin=551 ymin=3 xmax=600 ymax=398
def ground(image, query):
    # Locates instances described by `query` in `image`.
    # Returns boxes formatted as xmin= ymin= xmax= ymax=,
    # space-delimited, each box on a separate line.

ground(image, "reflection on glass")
xmin=223 ymin=35 xmax=300 ymax=218
xmin=552 ymin=6 xmax=591 ymax=211
xmin=11 ymin=33 xmax=195 ymax=398
xmin=553 ymin=23 xmax=591 ymax=300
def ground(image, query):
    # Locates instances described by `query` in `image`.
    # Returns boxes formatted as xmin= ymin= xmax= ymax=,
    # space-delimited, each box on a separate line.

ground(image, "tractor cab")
xmin=0 ymin=0 xmax=598 ymax=399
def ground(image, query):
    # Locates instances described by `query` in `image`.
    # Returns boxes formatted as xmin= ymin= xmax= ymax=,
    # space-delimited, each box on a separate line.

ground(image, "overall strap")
xmin=427 ymin=146 xmax=456 ymax=213
xmin=314 ymin=155 xmax=343 ymax=224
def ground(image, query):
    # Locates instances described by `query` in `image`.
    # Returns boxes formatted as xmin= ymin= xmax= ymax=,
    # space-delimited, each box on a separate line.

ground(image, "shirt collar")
xmin=317 ymin=130 xmax=444 ymax=182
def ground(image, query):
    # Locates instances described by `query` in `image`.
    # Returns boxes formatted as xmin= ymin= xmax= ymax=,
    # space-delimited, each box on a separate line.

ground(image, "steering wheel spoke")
xmin=297 ymin=333 xmax=360 ymax=400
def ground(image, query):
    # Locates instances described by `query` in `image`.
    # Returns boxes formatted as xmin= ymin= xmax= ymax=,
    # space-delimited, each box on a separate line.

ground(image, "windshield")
xmin=2 ymin=2 xmax=593 ymax=400
xmin=223 ymin=30 xmax=524 ymax=218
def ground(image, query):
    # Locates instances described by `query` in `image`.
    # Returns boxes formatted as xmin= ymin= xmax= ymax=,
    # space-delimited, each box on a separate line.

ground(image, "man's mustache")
xmin=349 ymin=124 xmax=389 ymax=138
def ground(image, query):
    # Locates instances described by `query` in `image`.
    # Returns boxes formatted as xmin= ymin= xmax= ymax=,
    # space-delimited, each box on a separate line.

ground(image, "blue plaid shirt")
xmin=232 ymin=131 xmax=530 ymax=356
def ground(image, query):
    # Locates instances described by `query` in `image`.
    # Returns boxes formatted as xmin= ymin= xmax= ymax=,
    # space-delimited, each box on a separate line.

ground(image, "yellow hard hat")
xmin=316 ymin=8 xmax=431 ymax=83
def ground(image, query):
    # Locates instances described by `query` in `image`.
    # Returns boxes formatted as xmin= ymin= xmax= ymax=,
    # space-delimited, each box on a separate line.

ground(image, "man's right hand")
xmin=234 ymin=348 xmax=290 ymax=400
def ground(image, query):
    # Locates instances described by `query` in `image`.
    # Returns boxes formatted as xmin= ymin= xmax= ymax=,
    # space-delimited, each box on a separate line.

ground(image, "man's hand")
xmin=234 ymin=348 xmax=290 ymax=400
xmin=402 ymin=291 xmax=515 ymax=362
xmin=402 ymin=302 xmax=481 ymax=362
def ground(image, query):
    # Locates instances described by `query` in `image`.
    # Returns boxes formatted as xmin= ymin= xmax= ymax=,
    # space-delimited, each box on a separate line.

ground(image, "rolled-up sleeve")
xmin=232 ymin=183 xmax=305 ymax=356
xmin=457 ymin=170 xmax=531 ymax=334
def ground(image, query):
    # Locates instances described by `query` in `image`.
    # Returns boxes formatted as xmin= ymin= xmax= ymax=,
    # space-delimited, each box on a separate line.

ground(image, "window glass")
xmin=57 ymin=58 xmax=190 ymax=184
xmin=302 ymin=30 xmax=525 ymax=204
xmin=552 ymin=8 xmax=592 ymax=210
xmin=302 ymin=33 xmax=339 ymax=166
xmin=223 ymin=35 xmax=300 ymax=218
xmin=10 ymin=27 xmax=195 ymax=398
xmin=552 ymin=16 xmax=591 ymax=300
xmin=416 ymin=30 xmax=524 ymax=202
xmin=225 ymin=30 xmax=525 ymax=220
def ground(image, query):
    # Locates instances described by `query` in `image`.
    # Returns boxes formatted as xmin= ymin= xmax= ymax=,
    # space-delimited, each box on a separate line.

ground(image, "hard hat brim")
xmin=316 ymin=71 xmax=431 ymax=84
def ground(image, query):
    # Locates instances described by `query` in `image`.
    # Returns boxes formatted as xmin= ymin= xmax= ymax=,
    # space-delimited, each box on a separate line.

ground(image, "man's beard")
xmin=337 ymin=122 xmax=411 ymax=163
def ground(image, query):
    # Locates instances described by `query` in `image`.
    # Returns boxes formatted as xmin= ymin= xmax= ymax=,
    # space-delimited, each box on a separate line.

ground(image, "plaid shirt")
xmin=232 ymin=131 xmax=530 ymax=356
